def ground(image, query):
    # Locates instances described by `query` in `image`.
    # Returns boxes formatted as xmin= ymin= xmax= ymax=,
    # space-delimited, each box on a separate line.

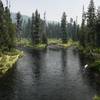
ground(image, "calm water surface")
xmin=0 ymin=47 xmax=100 ymax=100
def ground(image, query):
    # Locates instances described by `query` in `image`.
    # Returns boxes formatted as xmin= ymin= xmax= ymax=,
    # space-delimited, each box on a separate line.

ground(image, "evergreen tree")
xmin=80 ymin=6 xmax=86 ymax=47
xmin=0 ymin=0 xmax=9 ymax=51
xmin=5 ymin=7 xmax=15 ymax=50
xmin=95 ymin=7 xmax=100 ymax=47
xmin=41 ymin=12 xmax=47 ymax=44
xmin=73 ymin=21 xmax=77 ymax=41
xmin=61 ymin=12 xmax=67 ymax=43
xmin=87 ymin=0 xmax=96 ymax=46
xmin=32 ymin=10 xmax=41 ymax=44
xmin=31 ymin=13 xmax=35 ymax=43
xmin=16 ymin=12 xmax=22 ymax=40
xmin=67 ymin=18 xmax=73 ymax=39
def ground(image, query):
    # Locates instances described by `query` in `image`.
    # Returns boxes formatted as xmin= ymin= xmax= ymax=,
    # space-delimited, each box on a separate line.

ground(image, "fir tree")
xmin=31 ymin=13 xmax=35 ymax=43
xmin=0 ymin=0 xmax=9 ymax=51
xmin=61 ymin=12 xmax=67 ymax=43
xmin=87 ymin=0 xmax=96 ymax=46
xmin=16 ymin=12 xmax=22 ymax=40
xmin=5 ymin=7 xmax=15 ymax=50
xmin=95 ymin=7 xmax=100 ymax=47
xmin=41 ymin=12 xmax=47 ymax=44
xmin=80 ymin=6 xmax=86 ymax=47
xmin=32 ymin=10 xmax=41 ymax=44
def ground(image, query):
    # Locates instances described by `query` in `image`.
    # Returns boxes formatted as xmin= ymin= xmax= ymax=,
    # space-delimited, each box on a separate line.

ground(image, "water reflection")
xmin=61 ymin=49 xmax=67 ymax=68
xmin=0 ymin=66 xmax=18 ymax=100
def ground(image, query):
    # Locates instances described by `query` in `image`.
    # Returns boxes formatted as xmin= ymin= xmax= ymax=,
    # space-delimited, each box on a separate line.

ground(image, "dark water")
xmin=0 ymin=47 xmax=100 ymax=100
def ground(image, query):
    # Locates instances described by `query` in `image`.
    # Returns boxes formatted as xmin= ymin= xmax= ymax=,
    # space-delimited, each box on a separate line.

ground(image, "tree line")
xmin=0 ymin=0 xmax=100 ymax=51
xmin=16 ymin=10 xmax=79 ymax=44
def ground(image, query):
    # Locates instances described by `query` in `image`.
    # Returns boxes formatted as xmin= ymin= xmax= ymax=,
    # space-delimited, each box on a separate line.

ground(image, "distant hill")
xmin=11 ymin=13 xmax=30 ymax=23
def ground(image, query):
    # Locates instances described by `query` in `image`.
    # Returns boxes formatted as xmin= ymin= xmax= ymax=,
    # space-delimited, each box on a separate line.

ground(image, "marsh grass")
xmin=0 ymin=49 xmax=23 ymax=77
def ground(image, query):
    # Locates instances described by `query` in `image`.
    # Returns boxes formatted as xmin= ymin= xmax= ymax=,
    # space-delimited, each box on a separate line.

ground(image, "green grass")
xmin=48 ymin=38 xmax=79 ymax=48
xmin=48 ymin=39 xmax=62 ymax=45
xmin=16 ymin=38 xmax=47 ymax=49
xmin=0 ymin=49 xmax=23 ymax=77
xmin=33 ymin=44 xmax=47 ymax=50
xmin=16 ymin=38 xmax=79 ymax=49
xmin=16 ymin=38 xmax=33 ymax=47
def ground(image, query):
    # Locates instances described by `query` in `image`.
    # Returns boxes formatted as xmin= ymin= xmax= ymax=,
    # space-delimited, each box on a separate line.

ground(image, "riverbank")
xmin=0 ymin=49 xmax=23 ymax=77
xmin=16 ymin=38 xmax=79 ymax=50
xmin=78 ymin=46 xmax=100 ymax=100
xmin=16 ymin=38 xmax=47 ymax=50
xmin=48 ymin=39 xmax=79 ymax=49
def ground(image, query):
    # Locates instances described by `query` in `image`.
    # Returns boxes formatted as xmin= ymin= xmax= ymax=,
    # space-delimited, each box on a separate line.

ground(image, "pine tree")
xmin=80 ymin=6 xmax=86 ymax=47
xmin=0 ymin=0 xmax=9 ymax=51
xmin=16 ymin=12 xmax=22 ymax=40
xmin=41 ymin=12 xmax=47 ymax=44
xmin=95 ymin=7 xmax=100 ymax=47
xmin=67 ymin=18 xmax=73 ymax=39
xmin=61 ymin=12 xmax=67 ymax=43
xmin=31 ymin=13 xmax=35 ymax=43
xmin=5 ymin=7 xmax=15 ymax=50
xmin=32 ymin=10 xmax=41 ymax=44
xmin=87 ymin=0 xmax=96 ymax=46
xmin=73 ymin=21 xmax=77 ymax=41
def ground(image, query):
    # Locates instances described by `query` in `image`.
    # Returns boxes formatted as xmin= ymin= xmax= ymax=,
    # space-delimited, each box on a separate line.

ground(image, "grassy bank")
xmin=33 ymin=44 xmax=47 ymax=50
xmin=16 ymin=38 xmax=33 ymax=47
xmin=16 ymin=38 xmax=47 ymax=49
xmin=16 ymin=38 xmax=79 ymax=49
xmin=48 ymin=39 xmax=79 ymax=48
xmin=0 ymin=49 xmax=23 ymax=77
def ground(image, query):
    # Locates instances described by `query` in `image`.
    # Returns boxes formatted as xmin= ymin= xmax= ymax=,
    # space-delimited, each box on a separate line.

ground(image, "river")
xmin=0 ymin=47 xmax=100 ymax=100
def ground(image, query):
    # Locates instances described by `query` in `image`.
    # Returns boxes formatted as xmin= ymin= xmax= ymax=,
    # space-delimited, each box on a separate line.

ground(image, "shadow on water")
xmin=61 ymin=49 xmax=67 ymax=73
xmin=0 ymin=64 xmax=18 ymax=100
xmin=32 ymin=49 xmax=47 ymax=80
xmin=0 ymin=47 xmax=100 ymax=100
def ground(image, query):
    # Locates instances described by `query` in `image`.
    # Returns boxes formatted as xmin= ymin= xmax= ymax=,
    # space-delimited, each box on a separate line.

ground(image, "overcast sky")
xmin=2 ymin=0 xmax=100 ymax=24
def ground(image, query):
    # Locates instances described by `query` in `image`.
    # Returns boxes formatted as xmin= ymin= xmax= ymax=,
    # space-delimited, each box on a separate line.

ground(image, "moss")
xmin=0 ymin=50 xmax=23 ymax=77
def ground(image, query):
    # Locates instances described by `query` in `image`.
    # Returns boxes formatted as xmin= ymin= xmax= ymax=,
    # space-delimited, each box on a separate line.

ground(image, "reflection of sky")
xmin=2 ymin=0 xmax=100 ymax=24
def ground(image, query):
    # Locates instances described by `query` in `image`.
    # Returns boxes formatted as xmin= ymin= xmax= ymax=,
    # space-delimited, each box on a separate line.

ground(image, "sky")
xmin=2 ymin=0 xmax=100 ymax=24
